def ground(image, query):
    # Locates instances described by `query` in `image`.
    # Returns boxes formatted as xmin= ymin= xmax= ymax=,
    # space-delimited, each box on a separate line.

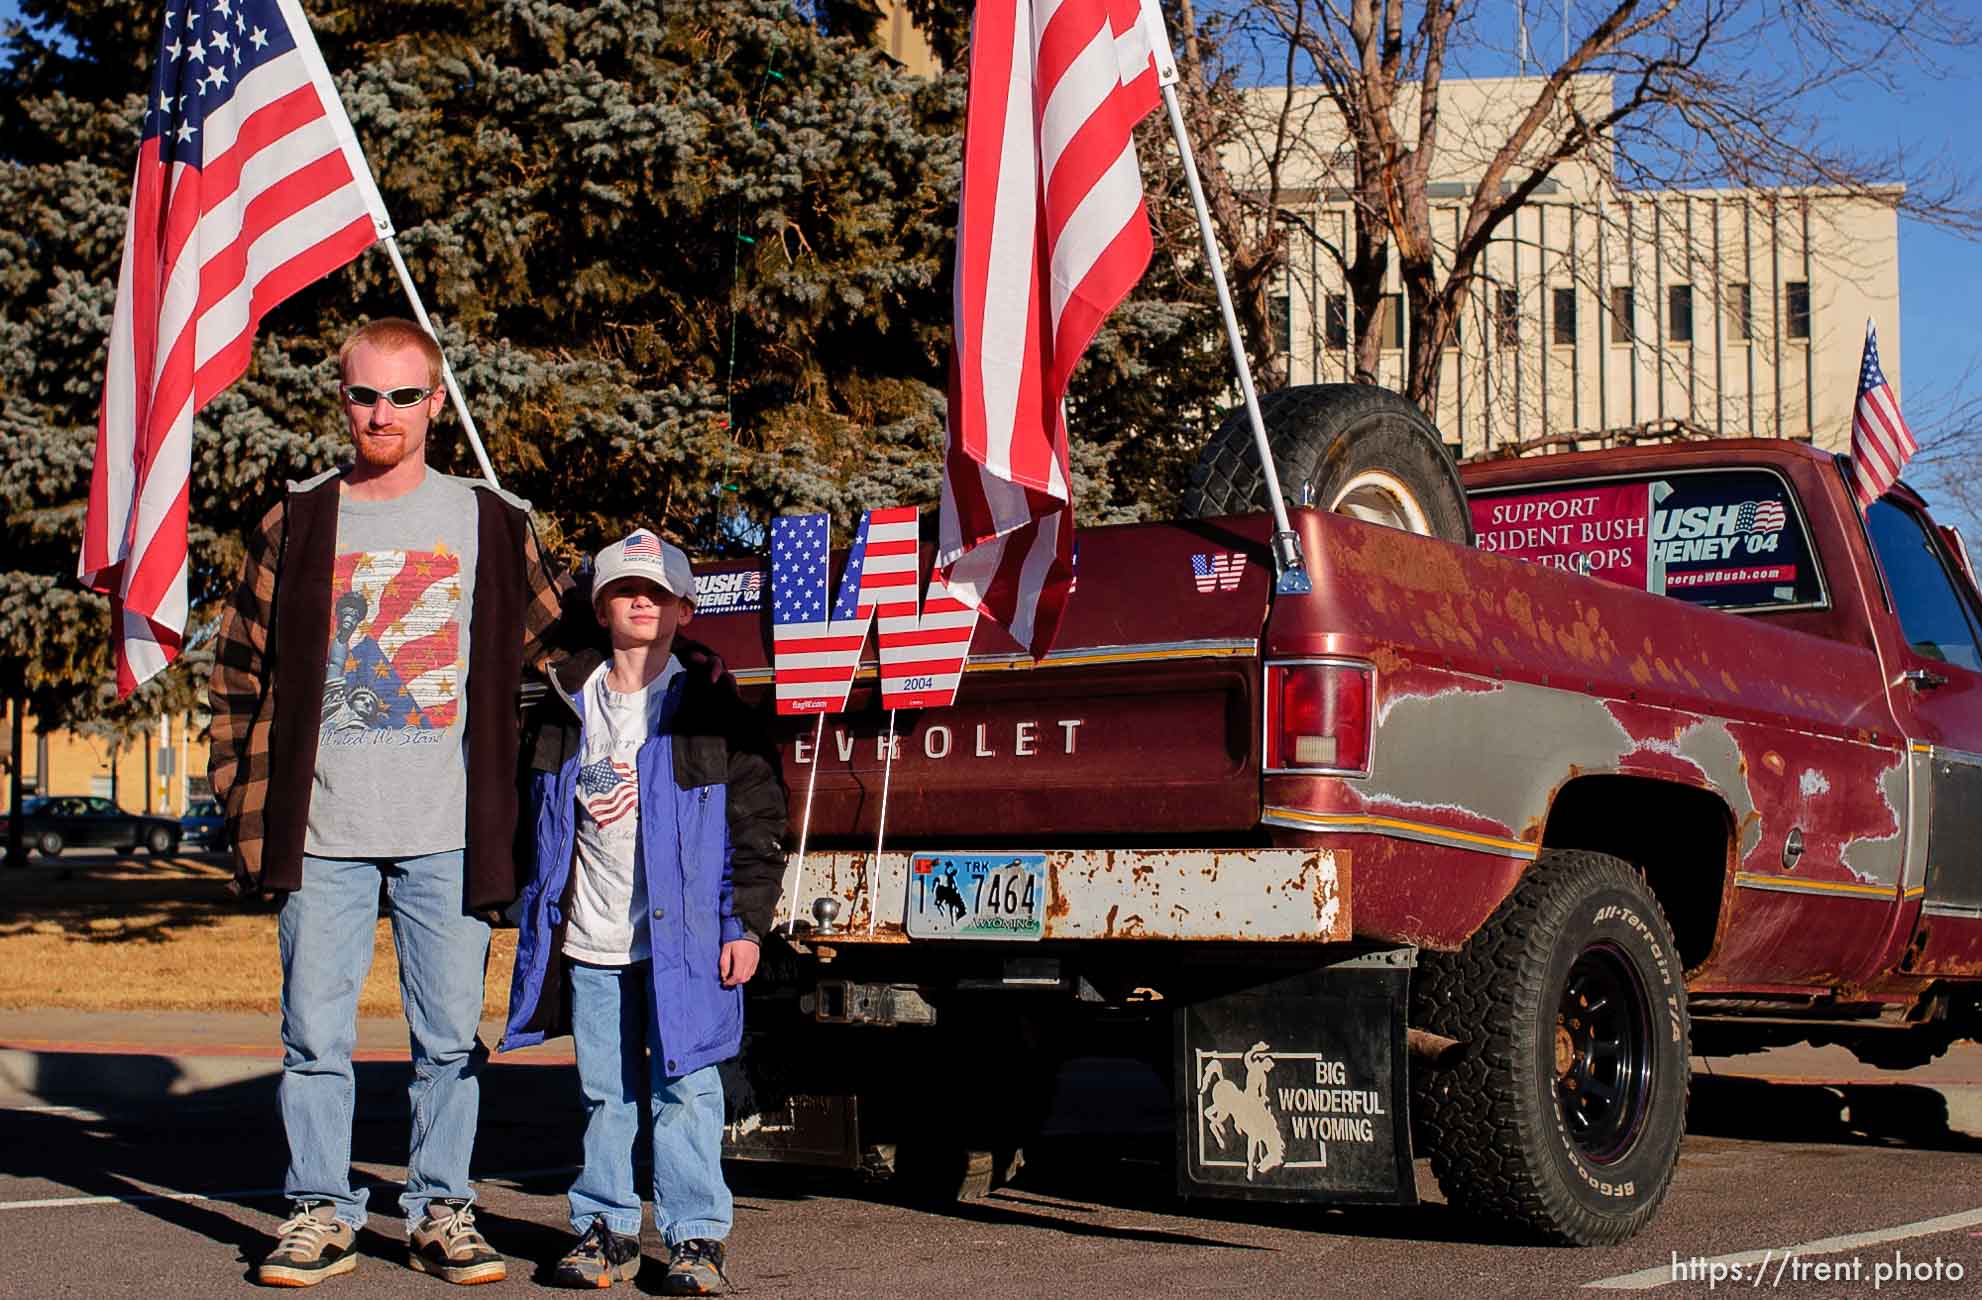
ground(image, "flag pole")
xmin=273 ymin=0 xmax=499 ymax=491
xmin=378 ymin=236 xmax=502 ymax=491
xmin=1140 ymin=2 xmax=1311 ymax=596
xmin=780 ymin=712 xmax=828 ymax=934
xmin=868 ymin=709 xmax=898 ymax=934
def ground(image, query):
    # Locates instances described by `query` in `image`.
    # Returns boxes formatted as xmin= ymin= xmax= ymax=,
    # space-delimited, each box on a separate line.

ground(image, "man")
xmin=210 ymin=318 xmax=565 ymax=1287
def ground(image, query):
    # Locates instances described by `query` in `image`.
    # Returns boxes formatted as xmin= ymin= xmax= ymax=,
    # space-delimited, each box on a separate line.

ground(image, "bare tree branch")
xmin=1183 ymin=0 xmax=1982 ymax=421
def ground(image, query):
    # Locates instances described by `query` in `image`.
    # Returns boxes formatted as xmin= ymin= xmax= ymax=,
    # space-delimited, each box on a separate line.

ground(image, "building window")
xmin=1786 ymin=280 xmax=1810 ymax=340
xmin=1325 ymin=294 xmax=1348 ymax=349
xmin=1668 ymin=284 xmax=1693 ymax=344
xmin=1495 ymin=288 xmax=1519 ymax=350
xmin=1380 ymin=293 xmax=1404 ymax=350
xmin=1270 ymin=294 xmax=1291 ymax=355
xmin=1609 ymin=285 xmax=1634 ymax=344
xmin=1728 ymin=282 xmax=1752 ymax=342
xmin=1552 ymin=287 xmax=1576 ymax=346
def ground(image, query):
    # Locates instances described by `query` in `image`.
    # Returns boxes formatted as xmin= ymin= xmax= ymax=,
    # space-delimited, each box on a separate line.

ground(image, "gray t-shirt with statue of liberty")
xmin=306 ymin=469 xmax=480 ymax=859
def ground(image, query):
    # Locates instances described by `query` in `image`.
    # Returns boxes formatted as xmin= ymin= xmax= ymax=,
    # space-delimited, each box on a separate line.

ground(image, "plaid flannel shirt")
xmin=208 ymin=478 xmax=567 ymax=895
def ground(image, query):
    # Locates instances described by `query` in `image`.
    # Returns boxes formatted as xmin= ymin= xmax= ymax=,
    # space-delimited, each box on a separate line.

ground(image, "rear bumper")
xmin=779 ymin=847 xmax=1348 ymax=944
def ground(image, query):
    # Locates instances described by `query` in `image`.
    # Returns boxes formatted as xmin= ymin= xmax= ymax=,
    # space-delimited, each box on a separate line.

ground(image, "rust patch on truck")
xmin=1045 ymin=863 xmax=1072 ymax=921
xmin=1554 ymin=605 xmax=1619 ymax=668
xmin=1503 ymin=589 xmax=1536 ymax=641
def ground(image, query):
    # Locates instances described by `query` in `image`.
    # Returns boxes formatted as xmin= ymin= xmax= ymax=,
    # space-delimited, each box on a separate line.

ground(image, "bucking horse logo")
xmin=932 ymin=868 xmax=968 ymax=924
xmin=1199 ymin=1042 xmax=1286 ymax=1178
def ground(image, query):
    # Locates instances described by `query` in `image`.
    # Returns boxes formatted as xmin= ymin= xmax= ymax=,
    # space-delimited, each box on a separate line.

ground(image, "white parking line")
xmin=0 ymin=1165 xmax=580 ymax=1212
xmin=0 ymin=1187 xmax=286 ymax=1211
xmin=1585 ymin=1206 xmax=1982 ymax=1289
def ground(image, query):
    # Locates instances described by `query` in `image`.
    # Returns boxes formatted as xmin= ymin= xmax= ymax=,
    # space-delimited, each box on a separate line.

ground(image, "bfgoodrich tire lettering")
xmin=1183 ymin=384 xmax=1474 ymax=546
xmin=1412 ymin=849 xmax=1690 ymax=1245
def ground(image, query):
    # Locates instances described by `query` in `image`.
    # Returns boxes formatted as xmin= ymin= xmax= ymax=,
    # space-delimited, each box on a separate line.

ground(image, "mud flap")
xmin=720 ymin=1035 xmax=864 ymax=1168
xmin=1176 ymin=947 xmax=1417 ymax=1204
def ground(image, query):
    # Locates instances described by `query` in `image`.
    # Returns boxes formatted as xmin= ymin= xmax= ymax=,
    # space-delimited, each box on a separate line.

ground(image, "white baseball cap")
xmin=591 ymin=529 xmax=694 ymax=606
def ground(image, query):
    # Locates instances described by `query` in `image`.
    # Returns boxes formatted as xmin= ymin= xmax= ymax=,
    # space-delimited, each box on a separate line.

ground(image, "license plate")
xmin=905 ymin=852 xmax=1048 ymax=940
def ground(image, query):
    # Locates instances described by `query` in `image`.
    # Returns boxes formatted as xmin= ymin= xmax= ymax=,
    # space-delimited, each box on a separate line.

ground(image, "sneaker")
xmin=257 ymin=1200 xmax=357 ymax=1288
xmin=662 ymin=1238 xmax=728 ymax=1295
xmin=552 ymin=1219 xmax=642 ymax=1288
xmin=407 ymin=1200 xmax=507 ymax=1285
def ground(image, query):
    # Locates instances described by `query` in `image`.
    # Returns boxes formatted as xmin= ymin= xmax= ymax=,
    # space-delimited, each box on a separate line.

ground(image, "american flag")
xmin=622 ymin=530 xmax=663 ymax=560
xmin=1736 ymin=500 xmax=1787 ymax=534
xmin=770 ymin=513 xmax=877 ymax=714
xmin=1192 ymin=553 xmax=1245 ymax=593
xmin=79 ymin=0 xmax=391 ymax=695
xmin=935 ymin=0 xmax=1163 ymax=660
xmin=1848 ymin=320 xmax=1917 ymax=513
xmin=864 ymin=508 xmax=980 ymax=709
xmin=329 ymin=547 xmax=462 ymax=729
xmin=578 ymin=756 xmax=639 ymax=828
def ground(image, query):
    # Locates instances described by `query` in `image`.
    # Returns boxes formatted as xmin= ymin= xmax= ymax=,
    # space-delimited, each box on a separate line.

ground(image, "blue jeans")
xmin=568 ymin=961 xmax=732 ymax=1244
xmin=277 ymin=850 xmax=491 ymax=1230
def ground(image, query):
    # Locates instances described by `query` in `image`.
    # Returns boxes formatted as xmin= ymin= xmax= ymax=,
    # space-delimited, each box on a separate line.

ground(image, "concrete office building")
xmin=1234 ymin=75 xmax=1901 ymax=457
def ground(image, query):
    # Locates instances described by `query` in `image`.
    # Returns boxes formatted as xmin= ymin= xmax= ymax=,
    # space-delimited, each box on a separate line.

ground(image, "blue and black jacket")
xmin=498 ymin=643 xmax=785 ymax=1076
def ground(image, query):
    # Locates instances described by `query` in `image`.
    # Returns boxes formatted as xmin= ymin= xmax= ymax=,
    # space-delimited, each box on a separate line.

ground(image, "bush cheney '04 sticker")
xmin=1646 ymin=479 xmax=1811 ymax=606
xmin=692 ymin=568 xmax=765 ymax=616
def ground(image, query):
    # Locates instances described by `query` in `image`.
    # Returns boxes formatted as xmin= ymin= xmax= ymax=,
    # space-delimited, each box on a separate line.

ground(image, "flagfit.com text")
xmin=1670 ymin=1249 xmax=1966 ymax=1289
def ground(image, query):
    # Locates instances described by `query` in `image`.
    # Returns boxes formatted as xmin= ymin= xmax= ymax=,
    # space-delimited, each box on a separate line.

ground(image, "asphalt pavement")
xmin=3 ymin=1008 xmax=1982 ymax=1297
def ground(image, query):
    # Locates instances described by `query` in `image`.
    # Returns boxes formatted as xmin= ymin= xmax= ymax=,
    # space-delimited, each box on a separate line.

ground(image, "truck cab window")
xmin=1864 ymin=501 xmax=1982 ymax=673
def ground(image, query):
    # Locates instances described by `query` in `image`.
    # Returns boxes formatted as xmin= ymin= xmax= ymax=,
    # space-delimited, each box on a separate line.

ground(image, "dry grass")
xmin=0 ymin=853 xmax=517 ymax=1018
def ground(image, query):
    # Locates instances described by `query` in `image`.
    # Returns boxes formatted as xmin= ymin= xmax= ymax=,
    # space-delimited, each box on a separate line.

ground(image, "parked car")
xmin=179 ymin=797 xmax=228 ymax=852
xmin=19 ymin=795 xmax=182 ymax=857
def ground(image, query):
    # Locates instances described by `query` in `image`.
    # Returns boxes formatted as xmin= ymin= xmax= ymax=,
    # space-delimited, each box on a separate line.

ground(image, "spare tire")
xmin=1183 ymin=384 xmax=1473 ymax=545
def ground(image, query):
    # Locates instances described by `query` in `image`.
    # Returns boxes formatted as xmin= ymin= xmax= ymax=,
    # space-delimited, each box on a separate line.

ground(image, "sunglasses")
xmin=341 ymin=384 xmax=435 ymax=408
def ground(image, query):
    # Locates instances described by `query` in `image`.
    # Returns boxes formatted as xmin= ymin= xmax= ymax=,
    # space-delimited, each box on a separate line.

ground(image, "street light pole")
xmin=6 ymin=697 xmax=24 ymax=868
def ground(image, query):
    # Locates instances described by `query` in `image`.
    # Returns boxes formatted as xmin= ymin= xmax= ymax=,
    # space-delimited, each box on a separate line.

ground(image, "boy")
xmin=501 ymin=529 xmax=784 ymax=1292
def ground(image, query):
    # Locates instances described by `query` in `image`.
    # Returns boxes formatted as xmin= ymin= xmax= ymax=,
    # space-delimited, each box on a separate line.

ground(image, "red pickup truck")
xmin=677 ymin=390 xmax=1982 ymax=1247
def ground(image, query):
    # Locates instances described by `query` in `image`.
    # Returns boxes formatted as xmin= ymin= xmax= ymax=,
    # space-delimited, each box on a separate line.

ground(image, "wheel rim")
xmin=1555 ymin=941 xmax=1654 ymax=1164
xmin=1326 ymin=468 xmax=1433 ymax=534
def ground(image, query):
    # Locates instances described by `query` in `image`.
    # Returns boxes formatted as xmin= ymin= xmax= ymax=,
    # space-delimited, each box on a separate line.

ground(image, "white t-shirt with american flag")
xmin=563 ymin=657 xmax=683 ymax=965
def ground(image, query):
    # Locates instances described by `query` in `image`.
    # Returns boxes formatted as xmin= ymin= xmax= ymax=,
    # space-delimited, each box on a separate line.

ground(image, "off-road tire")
xmin=1412 ymin=849 xmax=1690 ymax=1246
xmin=144 ymin=826 xmax=176 ymax=856
xmin=887 ymin=1013 xmax=1052 ymax=1204
xmin=37 ymin=831 xmax=63 ymax=860
xmin=1183 ymin=384 xmax=1473 ymax=545
xmin=892 ymin=1142 xmax=1023 ymax=1203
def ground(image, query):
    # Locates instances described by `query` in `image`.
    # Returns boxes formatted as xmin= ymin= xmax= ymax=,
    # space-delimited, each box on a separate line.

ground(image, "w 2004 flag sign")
xmin=80 ymin=0 xmax=391 ymax=694
xmin=771 ymin=509 xmax=979 ymax=715
xmin=936 ymin=0 xmax=1164 ymax=660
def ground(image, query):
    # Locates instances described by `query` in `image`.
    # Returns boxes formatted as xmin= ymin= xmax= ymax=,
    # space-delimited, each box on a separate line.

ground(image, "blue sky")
xmin=7 ymin=1 xmax=1977 ymax=431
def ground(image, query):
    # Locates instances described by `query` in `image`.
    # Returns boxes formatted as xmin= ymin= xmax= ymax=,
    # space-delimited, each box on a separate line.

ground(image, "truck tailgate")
xmin=688 ymin=514 xmax=1280 ymax=843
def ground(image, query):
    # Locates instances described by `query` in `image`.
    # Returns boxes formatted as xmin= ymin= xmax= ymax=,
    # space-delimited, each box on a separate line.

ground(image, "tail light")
xmin=1264 ymin=660 xmax=1373 ymax=775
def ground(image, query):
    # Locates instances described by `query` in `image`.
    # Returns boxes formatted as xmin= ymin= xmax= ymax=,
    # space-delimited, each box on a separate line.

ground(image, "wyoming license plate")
xmin=905 ymin=852 xmax=1048 ymax=940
